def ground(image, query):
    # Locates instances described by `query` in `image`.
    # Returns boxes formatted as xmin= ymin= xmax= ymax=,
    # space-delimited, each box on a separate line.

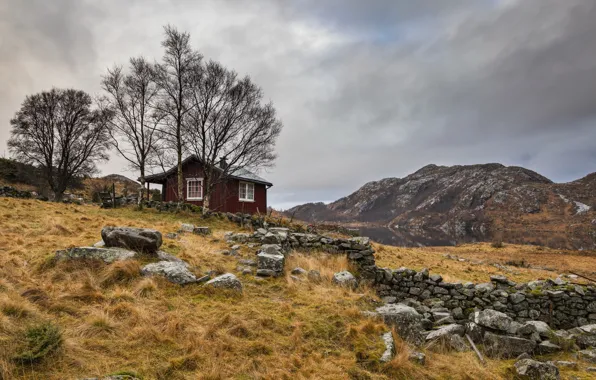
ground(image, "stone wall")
xmin=373 ymin=266 xmax=596 ymax=329
xmin=225 ymin=226 xmax=596 ymax=330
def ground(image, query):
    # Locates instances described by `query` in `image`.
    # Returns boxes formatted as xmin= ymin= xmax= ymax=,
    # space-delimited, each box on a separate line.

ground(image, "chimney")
xmin=219 ymin=157 xmax=228 ymax=170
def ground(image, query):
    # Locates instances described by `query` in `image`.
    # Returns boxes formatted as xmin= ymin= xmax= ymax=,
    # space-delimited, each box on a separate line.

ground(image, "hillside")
xmin=286 ymin=164 xmax=596 ymax=249
xmin=1 ymin=197 xmax=595 ymax=379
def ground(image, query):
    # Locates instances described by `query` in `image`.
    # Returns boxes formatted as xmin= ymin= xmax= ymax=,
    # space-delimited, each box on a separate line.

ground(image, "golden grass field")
xmin=0 ymin=198 xmax=594 ymax=379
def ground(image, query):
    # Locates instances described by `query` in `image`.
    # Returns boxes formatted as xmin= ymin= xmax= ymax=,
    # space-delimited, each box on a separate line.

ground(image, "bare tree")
xmin=101 ymin=57 xmax=162 ymax=206
xmin=185 ymin=60 xmax=282 ymax=213
xmin=8 ymin=88 xmax=112 ymax=201
xmin=152 ymin=25 xmax=202 ymax=202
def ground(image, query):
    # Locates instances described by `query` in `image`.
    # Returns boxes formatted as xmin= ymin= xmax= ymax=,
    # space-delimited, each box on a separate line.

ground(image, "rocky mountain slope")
xmin=287 ymin=164 xmax=596 ymax=249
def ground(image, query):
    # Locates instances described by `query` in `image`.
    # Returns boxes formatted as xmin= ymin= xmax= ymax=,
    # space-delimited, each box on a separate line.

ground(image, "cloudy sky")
xmin=1 ymin=0 xmax=596 ymax=209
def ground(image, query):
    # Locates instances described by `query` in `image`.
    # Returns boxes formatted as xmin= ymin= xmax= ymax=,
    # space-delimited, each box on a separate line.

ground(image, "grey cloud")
xmin=0 ymin=0 xmax=594 ymax=209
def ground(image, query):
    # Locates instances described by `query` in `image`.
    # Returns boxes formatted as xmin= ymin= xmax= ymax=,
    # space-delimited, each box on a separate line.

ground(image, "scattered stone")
xmin=238 ymin=259 xmax=256 ymax=266
xmin=141 ymin=261 xmax=197 ymax=285
xmin=205 ymin=273 xmax=243 ymax=293
xmin=514 ymin=358 xmax=560 ymax=380
xmin=332 ymin=271 xmax=358 ymax=288
xmin=376 ymin=304 xmax=424 ymax=345
xmin=587 ymin=367 xmax=596 ymax=372
xmin=307 ymin=270 xmax=322 ymax=283
xmin=291 ymin=267 xmax=307 ymax=275
xmin=101 ymin=226 xmax=162 ymax=253
xmin=484 ymin=332 xmax=537 ymax=358
xmin=473 ymin=309 xmax=513 ymax=332
xmin=380 ymin=332 xmax=395 ymax=363
xmin=409 ymin=351 xmax=426 ymax=365
xmin=165 ymin=232 xmax=178 ymax=239
xmin=256 ymin=251 xmax=285 ymax=277
xmin=55 ymin=247 xmax=136 ymax=263
xmin=523 ymin=321 xmax=553 ymax=339
xmin=179 ymin=223 xmax=195 ymax=233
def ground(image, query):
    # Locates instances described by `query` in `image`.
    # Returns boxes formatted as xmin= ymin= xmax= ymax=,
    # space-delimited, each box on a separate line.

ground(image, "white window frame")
xmin=186 ymin=177 xmax=203 ymax=200
xmin=239 ymin=181 xmax=255 ymax=202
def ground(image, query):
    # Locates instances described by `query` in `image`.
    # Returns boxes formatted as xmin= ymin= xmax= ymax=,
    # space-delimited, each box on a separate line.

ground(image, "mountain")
xmin=286 ymin=164 xmax=596 ymax=249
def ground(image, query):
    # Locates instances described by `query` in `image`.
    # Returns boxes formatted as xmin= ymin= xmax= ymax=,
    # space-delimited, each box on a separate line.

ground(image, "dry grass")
xmin=374 ymin=242 xmax=596 ymax=284
xmin=0 ymin=197 xmax=594 ymax=379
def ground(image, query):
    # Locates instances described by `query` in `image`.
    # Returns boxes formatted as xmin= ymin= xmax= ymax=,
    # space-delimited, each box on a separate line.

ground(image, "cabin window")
xmin=186 ymin=178 xmax=203 ymax=200
xmin=239 ymin=182 xmax=254 ymax=202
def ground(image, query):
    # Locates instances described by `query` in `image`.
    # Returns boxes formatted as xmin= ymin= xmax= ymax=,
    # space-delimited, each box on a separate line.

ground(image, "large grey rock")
xmin=256 ymin=251 xmax=285 ymax=277
xmin=514 ymin=359 xmax=560 ymax=380
xmin=332 ymin=271 xmax=358 ymax=288
xmin=426 ymin=324 xmax=465 ymax=341
xmin=484 ymin=332 xmax=537 ymax=358
xmin=380 ymin=332 xmax=395 ymax=363
xmin=101 ymin=226 xmax=162 ymax=253
xmin=205 ymin=273 xmax=242 ymax=293
xmin=473 ymin=309 xmax=513 ymax=332
xmin=141 ymin=261 xmax=196 ymax=285
xmin=376 ymin=304 xmax=424 ymax=345
xmin=55 ymin=247 xmax=136 ymax=263
xmin=523 ymin=321 xmax=553 ymax=339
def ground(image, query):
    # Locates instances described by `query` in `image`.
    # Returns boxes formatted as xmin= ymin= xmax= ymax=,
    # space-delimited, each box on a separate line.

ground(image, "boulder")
xmin=380 ymin=332 xmax=395 ymax=363
xmin=55 ymin=247 xmax=136 ymax=263
xmin=484 ymin=332 xmax=537 ymax=358
xmin=101 ymin=226 xmax=162 ymax=253
xmin=141 ymin=261 xmax=196 ymax=285
xmin=332 ymin=271 xmax=358 ymax=288
xmin=256 ymin=252 xmax=285 ymax=277
xmin=576 ymin=324 xmax=596 ymax=349
xmin=205 ymin=273 xmax=243 ymax=293
xmin=523 ymin=321 xmax=553 ymax=339
xmin=376 ymin=304 xmax=424 ymax=345
xmin=473 ymin=309 xmax=513 ymax=332
xmin=514 ymin=359 xmax=560 ymax=380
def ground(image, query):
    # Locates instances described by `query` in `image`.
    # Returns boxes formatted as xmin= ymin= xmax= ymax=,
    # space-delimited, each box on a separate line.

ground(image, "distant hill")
xmin=82 ymin=174 xmax=142 ymax=200
xmin=286 ymin=164 xmax=596 ymax=249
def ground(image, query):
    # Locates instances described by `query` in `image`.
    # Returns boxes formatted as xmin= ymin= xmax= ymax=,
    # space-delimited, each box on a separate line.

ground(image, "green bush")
xmin=13 ymin=322 xmax=63 ymax=363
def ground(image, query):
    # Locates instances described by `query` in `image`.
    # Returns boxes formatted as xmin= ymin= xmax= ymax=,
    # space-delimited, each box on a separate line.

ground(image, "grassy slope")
xmin=0 ymin=198 xmax=593 ymax=379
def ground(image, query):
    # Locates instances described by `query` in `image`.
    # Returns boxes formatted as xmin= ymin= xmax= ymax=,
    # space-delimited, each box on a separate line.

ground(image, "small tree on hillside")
xmin=152 ymin=25 xmax=202 ymax=202
xmin=8 ymin=88 xmax=112 ymax=201
xmin=101 ymin=57 xmax=162 ymax=207
xmin=185 ymin=60 xmax=282 ymax=213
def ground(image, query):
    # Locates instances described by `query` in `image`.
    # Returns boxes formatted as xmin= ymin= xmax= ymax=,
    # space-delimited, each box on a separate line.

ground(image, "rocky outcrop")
xmin=55 ymin=247 xmax=136 ymax=263
xmin=101 ymin=226 xmax=162 ymax=253
xmin=141 ymin=261 xmax=197 ymax=285
xmin=484 ymin=332 xmax=537 ymax=358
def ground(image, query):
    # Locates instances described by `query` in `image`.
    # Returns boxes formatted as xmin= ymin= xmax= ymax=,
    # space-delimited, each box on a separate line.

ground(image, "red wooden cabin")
xmin=143 ymin=155 xmax=272 ymax=214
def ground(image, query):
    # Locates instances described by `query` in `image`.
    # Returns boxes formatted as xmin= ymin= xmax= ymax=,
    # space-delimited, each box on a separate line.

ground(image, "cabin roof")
xmin=143 ymin=155 xmax=273 ymax=187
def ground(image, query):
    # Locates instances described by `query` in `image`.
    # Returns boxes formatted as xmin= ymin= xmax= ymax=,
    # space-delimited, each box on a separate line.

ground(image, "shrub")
xmin=13 ymin=322 xmax=62 ymax=363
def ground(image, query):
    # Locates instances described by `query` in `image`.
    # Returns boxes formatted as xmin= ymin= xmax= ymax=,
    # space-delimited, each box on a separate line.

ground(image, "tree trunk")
xmin=203 ymin=193 xmax=210 ymax=215
xmin=177 ymin=148 xmax=183 ymax=204
xmin=138 ymin=168 xmax=145 ymax=210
